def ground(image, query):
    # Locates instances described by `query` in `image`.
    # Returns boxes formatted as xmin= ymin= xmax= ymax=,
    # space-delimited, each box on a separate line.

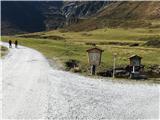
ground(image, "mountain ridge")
xmin=1 ymin=1 xmax=160 ymax=35
xmin=2 ymin=1 xmax=109 ymax=35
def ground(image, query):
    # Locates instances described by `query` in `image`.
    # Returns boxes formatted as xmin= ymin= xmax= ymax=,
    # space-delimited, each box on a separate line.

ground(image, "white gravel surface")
xmin=0 ymin=42 xmax=159 ymax=119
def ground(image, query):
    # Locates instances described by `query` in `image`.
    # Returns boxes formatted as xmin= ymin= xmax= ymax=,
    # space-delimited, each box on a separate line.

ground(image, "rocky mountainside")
xmin=2 ymin=1 xmax=109 ymax=35
xmin=62 ymin=1 xmax=109 ymax=18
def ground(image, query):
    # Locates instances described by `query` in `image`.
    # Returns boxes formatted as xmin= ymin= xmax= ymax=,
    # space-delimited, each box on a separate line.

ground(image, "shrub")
xmin=65 ymin=59 xmax=80 ymax=70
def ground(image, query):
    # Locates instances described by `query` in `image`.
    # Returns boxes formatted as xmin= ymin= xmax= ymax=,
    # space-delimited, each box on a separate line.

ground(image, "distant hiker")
xmin=9 ymin=40 xmax=12 ymax=48
xmin=15 ymin=40 xmax=18 ymax=48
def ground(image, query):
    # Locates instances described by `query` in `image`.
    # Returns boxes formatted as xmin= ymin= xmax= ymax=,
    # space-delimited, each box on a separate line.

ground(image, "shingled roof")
xmin=86 ymin=47 xmax=104 ymax=52
xmin=129 ymin=55 xmax=142 ymax=59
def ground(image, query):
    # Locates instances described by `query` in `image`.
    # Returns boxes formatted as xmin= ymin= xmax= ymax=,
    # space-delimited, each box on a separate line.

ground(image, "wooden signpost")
xmin=86 ymin=45 xmax=103 ymax=75
xmin=113 ymin=53 xmax=117 ymax=78
xmin=129 ymin=55 xmax=142 ymax=73
xmin=129 ymin=55 xmax=143 ymax=79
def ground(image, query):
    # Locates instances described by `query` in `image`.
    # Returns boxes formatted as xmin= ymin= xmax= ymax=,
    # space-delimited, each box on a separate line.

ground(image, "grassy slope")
xmin=0 ymin=45 xmax=8 ymax=58
xmin=2 ymin=27 xmax=160 ymax=74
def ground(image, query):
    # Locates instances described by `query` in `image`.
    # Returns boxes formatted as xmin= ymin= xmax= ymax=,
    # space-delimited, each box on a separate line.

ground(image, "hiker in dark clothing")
xmin=15 ymin=40 xmax=18 ymax=48
xmin=9 ymin=40 xmax=12 ymax=48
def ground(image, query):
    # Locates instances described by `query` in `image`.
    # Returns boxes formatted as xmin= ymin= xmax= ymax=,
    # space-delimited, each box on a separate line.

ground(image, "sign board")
xmin=130 ymin=59 xmax=141 ymax=66
xmin=87 ymin=47 xmax=103 ymax=66
xmin=129 ymin=55 xmax=142 ymax=66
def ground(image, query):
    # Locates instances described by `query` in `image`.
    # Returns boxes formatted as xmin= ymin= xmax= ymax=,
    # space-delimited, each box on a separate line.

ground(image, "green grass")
xmin=1 ymin=27 xmax=160 ymax=74
xmin=1 ymin=37 xmax=89 ymax=70
xmin=29 ymin=27 xmax=160 ymax=44
xmin=0 ymin=45 xmax=8 ymax=58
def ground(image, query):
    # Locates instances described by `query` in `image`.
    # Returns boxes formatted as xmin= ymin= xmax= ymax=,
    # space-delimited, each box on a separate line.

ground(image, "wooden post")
xmin=132 ymin=66 xmax=135 ymax=73
xmin=91 ymin=65 xmax=96 ymax=75
xmin=113 ymin=53 xmax=117 ymax=78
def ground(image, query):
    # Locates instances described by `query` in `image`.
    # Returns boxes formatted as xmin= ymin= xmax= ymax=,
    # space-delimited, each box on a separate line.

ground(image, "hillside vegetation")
xmin=1 ymin=1 xmax=160 ymax=78
xmin=2 ymin=27 xmax=160 ymax=76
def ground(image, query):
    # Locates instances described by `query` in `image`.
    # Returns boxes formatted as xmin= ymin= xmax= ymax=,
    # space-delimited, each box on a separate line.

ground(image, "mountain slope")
xmin=67 ymin=1 xmax=160 ymax=31
xmin=1 ymin=1 xmax=64 ymax=35
xmin=1 ymin=1 xmax=109 ymax=35
xmin=62 ymin=1 xmax=109 ymax=18
xmin=97 ymin=1 xmax=160 ymax=19
xmin=2 ymin=1 xmax=160 ymax=34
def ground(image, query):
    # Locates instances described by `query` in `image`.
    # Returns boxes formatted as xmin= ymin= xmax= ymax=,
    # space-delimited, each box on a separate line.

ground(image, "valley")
xmin=1 ymin=1 xmax=160 ymax=119
xmin=1 ymin=1 xmax=160 ymax=79
xmin=2 ymin=26 xmax=160 ymax=79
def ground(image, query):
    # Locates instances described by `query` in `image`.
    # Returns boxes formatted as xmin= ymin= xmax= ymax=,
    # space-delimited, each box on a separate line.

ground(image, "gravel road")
xmin=0 ymin=42 xmax=159 ymax=119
